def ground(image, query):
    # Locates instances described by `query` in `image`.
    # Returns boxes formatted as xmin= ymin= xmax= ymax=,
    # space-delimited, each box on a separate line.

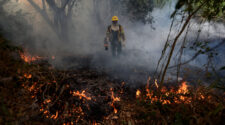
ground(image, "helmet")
xmin=112 ymin=16 xmax=119 ymax=21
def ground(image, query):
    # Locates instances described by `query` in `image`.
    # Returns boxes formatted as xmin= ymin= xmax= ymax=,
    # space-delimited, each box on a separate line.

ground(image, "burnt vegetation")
xmin=1 ymin=32 xmax=225 ymax=125
xmin=0 ymin=0 xmax=225 ymax=125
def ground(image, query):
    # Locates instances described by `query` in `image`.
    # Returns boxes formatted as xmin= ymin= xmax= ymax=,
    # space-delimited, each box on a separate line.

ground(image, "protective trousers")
xmin=111 ymin=41 xmax=122 ymax=57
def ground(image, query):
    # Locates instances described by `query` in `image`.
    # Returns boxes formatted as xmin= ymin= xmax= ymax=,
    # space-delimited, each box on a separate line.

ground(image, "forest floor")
xmin=0 ymin=35 xmax=225 ymax=125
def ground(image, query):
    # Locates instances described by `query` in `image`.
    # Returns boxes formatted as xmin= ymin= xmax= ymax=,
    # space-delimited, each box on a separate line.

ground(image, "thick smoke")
xmin=1 ymin=0 xmax=224 ymax=84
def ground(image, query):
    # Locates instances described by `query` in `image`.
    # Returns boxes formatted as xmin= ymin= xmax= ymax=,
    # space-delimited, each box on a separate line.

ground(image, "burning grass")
xmin=131 ymin=79 xmax=225 ymax=125
xmin=0 ymin=37 xmax=225 ymax=124
xmin=20 ymin=69 xmax=123 ymax=124
xmin=19 ymin=59 xmax=225 ymax=124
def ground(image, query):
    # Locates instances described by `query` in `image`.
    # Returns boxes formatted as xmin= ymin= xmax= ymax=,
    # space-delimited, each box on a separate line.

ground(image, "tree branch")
xmin=160 ymin=3 xmax=204 ymax=87
xmin=27 ymin=0 xmax=59 ymax=36
xmin=169 ymin=38 xmax=225 ymax=69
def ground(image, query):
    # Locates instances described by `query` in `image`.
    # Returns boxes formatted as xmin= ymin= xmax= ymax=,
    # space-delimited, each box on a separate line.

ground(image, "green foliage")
xmin=124 ymin=0 xmax=174 ymax=23
xmin=190 ymin=41 xmax=215 ymax=56
xmin=174 ymin=0 xmax=225 ymax=21
xmin=124 ymin=0 xmax=172 ymax=23
xmin=126 ymin=0 xmax=154 ymax=23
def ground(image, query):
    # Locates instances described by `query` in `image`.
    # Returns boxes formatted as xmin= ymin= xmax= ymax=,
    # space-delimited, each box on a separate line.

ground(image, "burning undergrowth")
xmin=18 ymin=50 xmax=225 ymax=124
xmin=132 ymin=79 xmax=225 ymax=124
xmin=20 ymin=64 xmax=123 ymax=124
xmin=1 ymin=38 xmax=225 ymax=125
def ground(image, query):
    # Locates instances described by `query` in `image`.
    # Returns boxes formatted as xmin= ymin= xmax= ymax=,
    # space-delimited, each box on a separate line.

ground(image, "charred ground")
xmin=0 ymin=35 xmax=225 ymax=125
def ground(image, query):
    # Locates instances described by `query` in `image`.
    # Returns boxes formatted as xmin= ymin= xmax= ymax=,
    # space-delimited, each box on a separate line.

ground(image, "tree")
xmin=126 ymin=0 xmax=154 ymax=23
xmin=27 ymin=0 xmax=79 ymax=42
xmin=157 ymin=0 xmax=225 ymax=87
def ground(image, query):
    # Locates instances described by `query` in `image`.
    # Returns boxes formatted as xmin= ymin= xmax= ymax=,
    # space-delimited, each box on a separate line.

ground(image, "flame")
xmin=177 ymin=82 xmax=189 ymax=94
xmin=21 ymin=79 xmax=88 ymax=123
xmin=198 ymin=93 xmax=205 ymax=100
xmin=63 ymin=122 xmax=74 ymax=125
xmin=162 ymin=99 xmax=171 ymax=104
xmin=146 ymin=77 xmax=152 ymax=99
xmin=28 ymin=82 xmax=37 ymax=92
xmin=72 ymin=90 xmax=91 ymax=100
xmin=176 ymin=82 xmax=191 ymax=103
xmin=24 ymin=73 xmax=32 ymax=79
xmin=43 ymin=99 xmax=51 ymax=104
xmin=136 ymin=89 xmax=141 ymax=98
xmin=110 ymin=88 xmax=120 ymax=114
xmin=140 ymin=79 xmax=193 ymax=104
xmin=92 ymin=121 xmax=97 ymax=125
xmin=51 ymin=111 xmax=58 ymax=119
xmin=20 ymin=51 xmax=42 ymax=63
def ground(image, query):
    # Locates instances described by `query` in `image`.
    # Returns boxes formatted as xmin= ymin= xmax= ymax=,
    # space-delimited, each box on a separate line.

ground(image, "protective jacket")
xmin=106 ymin=24 xmax=125 ymax=43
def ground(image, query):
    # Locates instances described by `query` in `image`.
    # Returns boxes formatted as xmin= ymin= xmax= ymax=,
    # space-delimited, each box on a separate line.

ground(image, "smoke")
xmin=1 ymin=0 xmax=224 ymax=84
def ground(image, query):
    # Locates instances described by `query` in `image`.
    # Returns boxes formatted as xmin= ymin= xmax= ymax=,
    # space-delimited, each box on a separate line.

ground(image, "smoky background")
xmin=0 ymin=0 xmax=224 ymax=85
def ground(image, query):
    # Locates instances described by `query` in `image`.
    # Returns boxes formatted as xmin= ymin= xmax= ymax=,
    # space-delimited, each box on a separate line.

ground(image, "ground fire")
xmin=0 ymin=40 xmax=222 ymax=124
xmin=136 ymin=80 xmax=192 ymax=104
xmin=19 ymin=51 xmax=43 ymax=64
xmin=20 ymin=50 xmax=55 ymax=64
xmin=1 ymin=0 xmax=225 ymax=124
xmin=16 ymin=50 xmax=224 ymax=124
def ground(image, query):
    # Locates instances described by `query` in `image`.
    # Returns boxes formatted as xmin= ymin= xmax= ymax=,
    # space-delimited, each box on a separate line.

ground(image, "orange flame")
xmin=110 ymin=88 xmax=120 ymax=114
xmin=136 ymin=89 xmax=141 ymax=98
xmin=20 ymin=51 xmax=42 ymax=63
xmin=198 ymin=93 xmax=205 ymax=100
xmin=24 ymin=73 xmax=32 ymax=79
xmin=140 ymin=79 xmax=193 ymax=104
xmin=28 ymin=82 xmax=37 ymax=92
xmin=177 ymin=82 xmax=189 ymax=94
xmin=43 ymin=99 xmax=51 ymax=104
xmin=175 ymin=82 xmax=191 ymax=103
xmin=72 ymin=90 xmax=91 ymax=100
xmin=145 ymin=77 xmax=153 ymax=100
xmin=51 ymin=111 xmax=58 ymax=119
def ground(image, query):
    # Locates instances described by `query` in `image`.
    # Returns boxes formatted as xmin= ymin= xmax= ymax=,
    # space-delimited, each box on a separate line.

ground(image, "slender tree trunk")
xmin=28 ymin=0 xmax=76 ymax=42
xmin=159 ymin=4 xmax=204 ymax=88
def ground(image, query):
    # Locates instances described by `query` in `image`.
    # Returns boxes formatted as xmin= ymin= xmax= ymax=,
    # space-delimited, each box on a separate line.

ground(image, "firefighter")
xmin=105 ymin=16 xmax=125 ymax=57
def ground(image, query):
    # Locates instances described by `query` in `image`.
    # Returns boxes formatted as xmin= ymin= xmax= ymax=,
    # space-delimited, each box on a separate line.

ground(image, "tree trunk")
xmin=159 ymin=4 xmax=204 ymax=88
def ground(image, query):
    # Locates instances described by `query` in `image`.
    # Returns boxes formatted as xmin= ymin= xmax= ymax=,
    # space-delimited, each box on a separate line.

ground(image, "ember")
xmin=72 ymin=90 xmax=91 ymax=100
xmin=24 ymin=73 xmax=32 ymax=79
